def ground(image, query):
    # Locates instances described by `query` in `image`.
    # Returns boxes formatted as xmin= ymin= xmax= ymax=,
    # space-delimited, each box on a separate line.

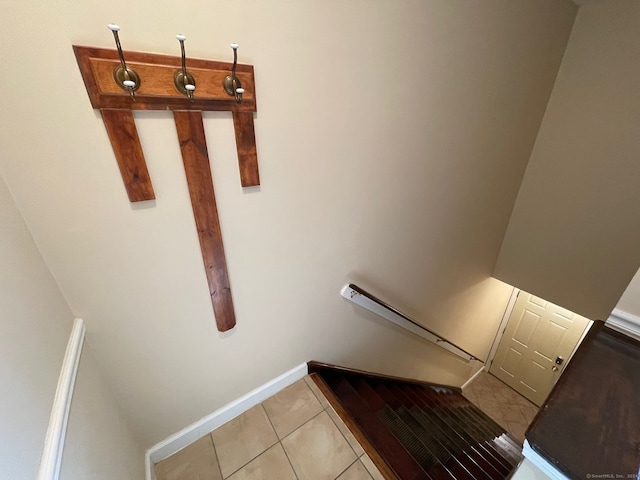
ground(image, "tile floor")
xmin=462 ymin=371 xmax=539 ymax=445
xmin=154 ymin=375 xmax=384 ymax=480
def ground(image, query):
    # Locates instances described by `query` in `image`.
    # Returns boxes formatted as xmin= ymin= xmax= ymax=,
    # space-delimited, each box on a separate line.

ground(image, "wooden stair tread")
xmin=310 ymin=362 xmax=522 ymax=480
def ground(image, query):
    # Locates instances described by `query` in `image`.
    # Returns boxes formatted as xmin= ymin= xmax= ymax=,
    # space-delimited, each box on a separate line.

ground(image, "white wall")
xmin=616 ymin=269 xmax=640 ymax=318
xmin=0 ymin=174 xmax=143 ymax=479
xmin=60 ymin=345 xmax=144 ymax=480
xmin=0 ymin=176 xmax=74 ymax=480
xmin=494 ymin=0 xmax=640 ymax=320
xmin=0 ymin=0 xmax=576 ymax=446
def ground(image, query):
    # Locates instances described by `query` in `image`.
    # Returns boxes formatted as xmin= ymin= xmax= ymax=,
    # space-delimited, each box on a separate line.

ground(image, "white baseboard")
xmin=606 ymin=308 xmax=640 ymax=340
xmin=461 ymin=362 xmax=485 ymax=390
xmin=37 ymin=318 xmax=86 ymax=480
xmin=145 ymin=362 xmax=308 ymax=479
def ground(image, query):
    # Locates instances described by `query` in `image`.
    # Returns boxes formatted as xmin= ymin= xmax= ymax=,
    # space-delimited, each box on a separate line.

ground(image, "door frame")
xmin=485 ymin=287 xmax=520 ymax=372
xmin=486 ymin=288 xmax=594 ymax=378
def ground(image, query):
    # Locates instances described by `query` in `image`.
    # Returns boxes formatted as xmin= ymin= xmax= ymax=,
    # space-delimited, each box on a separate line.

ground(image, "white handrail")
xmin=341 ymin=284 xmax=481 ymax=363
xmin=37 ymin=318 xmax=86 ymax=480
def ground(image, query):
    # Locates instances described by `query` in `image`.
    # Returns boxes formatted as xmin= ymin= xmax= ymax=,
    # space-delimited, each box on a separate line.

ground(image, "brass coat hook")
xmin=223 ymin=43 xmax=244 ymax=103
xmin=174 ymin=34 xmax=196 ymax=100
xmin=107 ymin=24 xmax=140 ymax=99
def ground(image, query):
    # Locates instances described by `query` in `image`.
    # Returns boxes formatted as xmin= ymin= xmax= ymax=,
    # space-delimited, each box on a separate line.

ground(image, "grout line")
xmin=280 ymin=409 xmax=326 ymax=442
xmin=221 ymin=439 xmax=281 ymax=479
xmin=465 ymin=373 xmax=535 ymax=444
xmin=268 ymin=378 xmax=325 ymax=440
xmin=325 ymin=404 xmax=361 ymax=458
xmin=218 ymin=404 xmax=280 ymax=479
xmin=211 ymin=380 xmax=360 ymax=480
xmin=486 ymin=372 xmax=539 ymax=408
xmin=333 ymin=457 xmax=360 ymax=479
xmin=304 ymin=375 xmax=327 ymax=407
xmin=208 ymin=433 xmax=224 ymax=480
xmin=278 ymin=441 xmax=299 ymax=480
xmin=359 ymin=455 xmax=377 ymax=480
xmin=304 ymin=374 xmax=365 ymax=458
xmin=274 ymin=404 xmax=364 ymax=479
xmin=229 ymin=443 xmax=277 ymax=480
xmin=261 ymin=403 xmax=299 ymax=480
xmin=362 ymin=460 xmax=374 ymax=480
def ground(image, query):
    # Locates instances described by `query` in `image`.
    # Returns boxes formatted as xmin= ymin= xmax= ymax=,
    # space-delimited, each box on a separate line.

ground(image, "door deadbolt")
xmin=555 ymin=356 xmax=564 ymax=365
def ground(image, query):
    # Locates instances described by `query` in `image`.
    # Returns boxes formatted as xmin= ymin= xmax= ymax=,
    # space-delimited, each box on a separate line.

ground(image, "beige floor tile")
xmin=506 ymin=421 xmax=528 ymax=444
xmin=483 ymin=373 xmax=506 ymax=388
xmin=476 ymin=398 xmax=502 ymax=415
xmin=515 ymin=394 xmax=537 ymax=409
xmin=211 ymin=404 xmax=278 ymax=478
xmin=263 ymin=379 xmax=324 ymax=438
xmin=154 ymin=435 xmax=222 ymax=480
xmin=466 ymin=372 xmax=539 ymax=444
xmin=327 ymin=406 xmax=365 ymax=457
xmin=476 ymin=401 xmax=508 ymax=428
xmin=521 ymin=405 xmax=539 ymax=424
xmin=282 ymin=411 xmax=356 ymax=480
xmin=493 ymin=388 xmax=519 ymax=404
xmin=337 ymin=460 xmax=372 ymax=479
xmin=500 ymin=404 xmax=527 ymax=423
xmin=462 ymin=388 xmax=478 ymax=405
xmin=305 ymin=374 xmax=331 ymax=409
xmin=473 ymin=385 xmax=498 ymax=402
xmin=360 ymin=455 xmax=385 ymax=480
xmin=226 ymin=443 xmax=296 ymax=480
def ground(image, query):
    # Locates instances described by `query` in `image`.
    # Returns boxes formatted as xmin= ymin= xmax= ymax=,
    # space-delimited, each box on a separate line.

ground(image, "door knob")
xmin=552 ymin=366 xmax=559 ymax=372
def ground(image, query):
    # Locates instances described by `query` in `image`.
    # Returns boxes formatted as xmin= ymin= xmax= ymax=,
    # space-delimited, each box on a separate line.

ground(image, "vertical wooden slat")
xmin=232 ymin=111 xmax=260 ymax=187
xmin=100 ymin=109 xmax=155 ymax=202
xmin=174 ymin=110 xmax=236 ymax=332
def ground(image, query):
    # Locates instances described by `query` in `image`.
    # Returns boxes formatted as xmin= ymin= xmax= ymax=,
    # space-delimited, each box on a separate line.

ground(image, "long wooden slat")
xmin=174 ymin=110 xmax=236 ymax=332
xmin=232 ymin=111 xmax=260 ymax=187
xmin=100 ymin=109 xmax=155 ymax=202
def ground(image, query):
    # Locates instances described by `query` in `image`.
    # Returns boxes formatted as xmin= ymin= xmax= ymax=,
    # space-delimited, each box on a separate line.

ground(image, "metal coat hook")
xmin=107 ymin=24 xmax=140 ymax=99
xmin=223 ymin=43 xmax=244 ymax=103
xmin=174 ymin=34 xmax=196 ymax=100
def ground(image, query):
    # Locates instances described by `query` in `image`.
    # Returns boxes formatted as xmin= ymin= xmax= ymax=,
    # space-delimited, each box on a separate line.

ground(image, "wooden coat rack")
xmin=74 ymin=30 xmax=259 ymax=332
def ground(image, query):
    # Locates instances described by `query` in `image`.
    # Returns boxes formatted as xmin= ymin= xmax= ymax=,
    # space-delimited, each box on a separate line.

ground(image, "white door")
xmin=489 ymin=292 xmax=592 ymax=406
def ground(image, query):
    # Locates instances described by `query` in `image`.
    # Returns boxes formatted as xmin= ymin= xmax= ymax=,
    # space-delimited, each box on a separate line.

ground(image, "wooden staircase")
xmin=309 ymin=362 xmax=522 ymax=480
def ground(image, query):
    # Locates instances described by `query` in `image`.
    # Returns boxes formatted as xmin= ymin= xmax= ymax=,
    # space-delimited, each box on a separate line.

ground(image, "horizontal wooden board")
xmin=74 ymin=45 xmax=256 ymax=112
